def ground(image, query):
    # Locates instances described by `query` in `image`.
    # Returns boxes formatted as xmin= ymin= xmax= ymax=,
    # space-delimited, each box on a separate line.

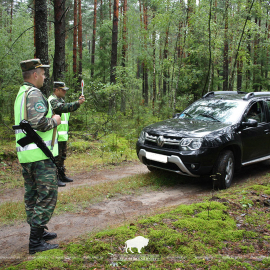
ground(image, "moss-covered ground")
xmin=1 ymin=176 xmax=270 ymax=269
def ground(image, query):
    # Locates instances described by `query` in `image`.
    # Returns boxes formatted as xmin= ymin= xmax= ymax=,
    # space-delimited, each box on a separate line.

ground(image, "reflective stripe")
xmin=20 ymin=92 xmax=25 ymax=122
xmin=48 ymin=95 xmax=69 ymax=142
xmin=58 ymin=131 xmax=68 ymax=135
xmin=20 ymin=87 xmax=34 ymax=121
xmin=15 ymin=129 xmax=37 ymax=134
xmin=15 ymin=129 xmax=23 ymax=134
xmin=16 ymin=139 xmax=58 ymax=152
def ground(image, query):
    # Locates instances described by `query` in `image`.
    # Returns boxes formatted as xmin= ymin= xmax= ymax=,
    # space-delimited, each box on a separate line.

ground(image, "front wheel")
xmin=212 ymin=150 xmax=234 ymax=190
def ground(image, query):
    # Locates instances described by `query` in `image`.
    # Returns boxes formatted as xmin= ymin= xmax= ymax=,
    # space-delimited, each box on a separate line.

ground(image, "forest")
xmin=0 ymin=0 xmax=269 ymax=136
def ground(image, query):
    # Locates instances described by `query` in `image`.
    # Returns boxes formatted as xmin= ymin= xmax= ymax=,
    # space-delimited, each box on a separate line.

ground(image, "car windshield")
xmin=178 ymin=99 xmax=247 ymax=124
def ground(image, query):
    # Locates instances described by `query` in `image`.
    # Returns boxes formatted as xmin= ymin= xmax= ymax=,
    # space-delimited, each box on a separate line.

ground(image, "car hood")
xmin=143 ymin=118 xmax=231 ymax=137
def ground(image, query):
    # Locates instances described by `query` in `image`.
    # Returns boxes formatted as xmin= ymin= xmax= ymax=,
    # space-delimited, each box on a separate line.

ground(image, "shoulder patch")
xmin=34 ymin=102 xmax=46 ymax=113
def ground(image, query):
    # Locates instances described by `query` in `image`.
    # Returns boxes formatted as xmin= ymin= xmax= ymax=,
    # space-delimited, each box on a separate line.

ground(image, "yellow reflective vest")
xmin=14 ymin=85 xmax=58 ymax=163
xmin=48 ymin=95 xmax=70 ymax=142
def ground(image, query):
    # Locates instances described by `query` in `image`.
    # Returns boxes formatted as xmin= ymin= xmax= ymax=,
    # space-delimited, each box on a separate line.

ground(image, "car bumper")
xmin=138 ymin=149 xmax=200 ymax=177
xmin=137 ymin=143 xmax=215 ymax=177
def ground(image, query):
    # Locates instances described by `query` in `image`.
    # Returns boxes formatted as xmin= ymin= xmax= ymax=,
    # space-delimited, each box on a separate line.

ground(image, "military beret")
xmin=20 ymin=59 xmax=50 ymax=72
xmin=54 ymin=81 xmax=69 ymax=91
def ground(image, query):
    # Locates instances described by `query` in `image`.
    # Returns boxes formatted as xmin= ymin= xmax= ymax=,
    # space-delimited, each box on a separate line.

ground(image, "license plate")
xmin=146 ymin=152 xmax=167 ymax=163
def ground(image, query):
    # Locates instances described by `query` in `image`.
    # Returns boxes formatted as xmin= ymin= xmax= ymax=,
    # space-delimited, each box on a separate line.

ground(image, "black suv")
xmin=136 ymin=91 xmax=270 ymax=189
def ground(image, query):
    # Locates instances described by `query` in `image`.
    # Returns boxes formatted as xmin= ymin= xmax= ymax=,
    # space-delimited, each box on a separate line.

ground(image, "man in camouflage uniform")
xmin=14 ymin=59 xmax=61 ymax=254
xmin=48 ymin=82 xmax=85 ymax=186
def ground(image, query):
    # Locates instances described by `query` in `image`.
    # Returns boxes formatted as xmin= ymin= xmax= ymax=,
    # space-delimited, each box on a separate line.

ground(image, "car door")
xmin=240 ymin=100 xmax=270 ymax=162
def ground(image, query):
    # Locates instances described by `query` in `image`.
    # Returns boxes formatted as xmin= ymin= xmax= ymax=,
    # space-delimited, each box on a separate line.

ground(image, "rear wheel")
xmin=212 ymin=150 xmax=234 ymax=190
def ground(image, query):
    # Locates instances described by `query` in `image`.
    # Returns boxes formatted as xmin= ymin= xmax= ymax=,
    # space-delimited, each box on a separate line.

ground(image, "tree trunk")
xmin=9 ymin=0 xmax=13 ymax=40
xmin=163 ymin=28 xmax=169 ymax=96
xmin=187 ymin=0 xmax=195 ymax=29
xmin=110 ymin=0 xmax=119 ymax=84
xmin=264 ymin=12 xmax=270 ymax=85
xmin=152 ymin=20 xmax=156 ymax=112
xmin=78 ymin=0 xmax=83 ymax=83
xmin=142 ymin=1 xmax=148 ymax=105
xmin=35 ymin=0 xmax=50 ymax=97
xmin=100 ymin=0 xmax=103 ymax=22
xmin=237 ymin=57 xmax=243 ymax=90
xmin=202 ymin=0 xmax=212 ymax=95
xmin=246 ymin=0 xmax=252 ymax=90
xmin=109 ymin=0 xmax=112 ymax=20
xmin=253 ymin=17 xmax=260 ymax=92
xmin=73 ymin=0 xmax=78 ymax=78
xmin=223 ymin=0 xmax=229 ymax=91
xmin=121 ymin=0 xmax=127 ymax=113
xmin=53 ymin=0 xmax=66 ymax=81
xmin=91 ymin=0 xmax=97 ymax=78
xmin=109 ymin=0 xmax=119 ymax=113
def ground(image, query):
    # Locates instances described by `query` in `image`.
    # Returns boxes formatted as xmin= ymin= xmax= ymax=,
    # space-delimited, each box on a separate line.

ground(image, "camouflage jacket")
xmin=49 ymin=93 xmax=80 ymax=115
xmin=24 ymin=82 xmax=57 ymax=132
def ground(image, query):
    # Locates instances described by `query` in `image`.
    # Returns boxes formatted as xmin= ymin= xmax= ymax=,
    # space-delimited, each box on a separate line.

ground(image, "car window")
xmin=178 ymin=99 xmax=247 ymax=124
xmin=244 ymin=101 xmax=266 ymax=123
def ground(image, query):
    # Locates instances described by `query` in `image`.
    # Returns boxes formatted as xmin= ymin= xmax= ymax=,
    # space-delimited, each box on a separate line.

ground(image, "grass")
xmin=1 ymin=173 xmax=270 ymax=269
xmin=0 ymin=170 xmax=185 ymax=224
xmin=2 ymin=182 xmax=270 ymax=269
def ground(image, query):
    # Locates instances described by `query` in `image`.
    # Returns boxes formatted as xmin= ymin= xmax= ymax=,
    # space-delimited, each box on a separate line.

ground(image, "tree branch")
xmin=0 ymin=26 xmax=35 ymax=63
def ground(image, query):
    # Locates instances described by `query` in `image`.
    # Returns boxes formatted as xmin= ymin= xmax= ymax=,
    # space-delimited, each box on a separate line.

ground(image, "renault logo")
xmin=157 ymin=136 xmax=165 ymax=147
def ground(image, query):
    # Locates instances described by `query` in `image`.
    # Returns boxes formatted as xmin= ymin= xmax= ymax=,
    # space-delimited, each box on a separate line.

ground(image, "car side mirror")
xmin=242 ymin=118 xmax=258 ymax=128
xmin=173 ymin=113 xmax=180 ymax=118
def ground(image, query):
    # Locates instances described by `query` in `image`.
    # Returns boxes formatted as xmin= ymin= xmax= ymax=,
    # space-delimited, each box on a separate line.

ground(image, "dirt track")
xmin=1 ymin=160 xmax=270 ymax=260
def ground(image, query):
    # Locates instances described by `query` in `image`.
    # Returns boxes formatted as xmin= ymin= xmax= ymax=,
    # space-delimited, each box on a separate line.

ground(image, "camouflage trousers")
xmin=55 ymin=141 xmax=67 ymax=167
xmin=21 ymin=159 xmax=58 ymax=228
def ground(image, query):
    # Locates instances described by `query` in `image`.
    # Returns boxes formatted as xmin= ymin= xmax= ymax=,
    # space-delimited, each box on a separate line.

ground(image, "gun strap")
xmin=23 ymin=87 xmax=33 ymax=120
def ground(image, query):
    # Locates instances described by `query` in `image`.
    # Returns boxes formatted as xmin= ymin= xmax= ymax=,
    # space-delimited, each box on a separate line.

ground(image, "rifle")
xmin=12 ymin=119 xmax=65 ymax=179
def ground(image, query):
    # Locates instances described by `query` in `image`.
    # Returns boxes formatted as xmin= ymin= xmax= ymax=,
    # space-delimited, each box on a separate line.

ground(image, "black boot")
xmin=61 ymin=167 xmax=73 ymax=182
xmin=29 ymin=227 xmax=59 ymax=254
xmin=61 ymin=175 xmax=73 ymax=182
xmin=43 ymin=230 xmax=57 ymax=241
xmin=58 ymin=177 xmax=66 ymax=187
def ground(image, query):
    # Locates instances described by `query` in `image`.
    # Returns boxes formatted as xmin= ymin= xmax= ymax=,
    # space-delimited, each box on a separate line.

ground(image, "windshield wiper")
xmin=198 ymin=113 xmax=221 ymax=122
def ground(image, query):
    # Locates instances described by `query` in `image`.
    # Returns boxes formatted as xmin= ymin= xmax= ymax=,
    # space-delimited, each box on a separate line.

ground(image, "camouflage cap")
xmin=54 ymin=81 xmax=69 ymax=91
xmin=20 ymin=59 xmax=50 ymax=72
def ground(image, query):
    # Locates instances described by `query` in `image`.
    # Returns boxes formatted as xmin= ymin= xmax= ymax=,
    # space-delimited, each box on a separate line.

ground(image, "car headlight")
xmin=180 ymin=138 xmax=203 ymax=150
xmin=138 ymin=131 xmax=146 ymax=144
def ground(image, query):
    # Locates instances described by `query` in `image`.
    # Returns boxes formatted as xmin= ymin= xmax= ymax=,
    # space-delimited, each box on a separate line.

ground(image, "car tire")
xmin=212 ymin=150 xmax=234 ymax=190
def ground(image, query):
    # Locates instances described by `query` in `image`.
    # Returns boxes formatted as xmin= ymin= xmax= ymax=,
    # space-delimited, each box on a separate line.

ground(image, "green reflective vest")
xmin=14 ymin=85 xmax=58 ymax=163
xmin=48 ymin=95 xmax=70 ymax=142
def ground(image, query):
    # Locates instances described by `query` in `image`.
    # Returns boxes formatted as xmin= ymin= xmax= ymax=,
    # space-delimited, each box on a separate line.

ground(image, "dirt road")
xmin=1 ymin=160 xmax=270 ymax=260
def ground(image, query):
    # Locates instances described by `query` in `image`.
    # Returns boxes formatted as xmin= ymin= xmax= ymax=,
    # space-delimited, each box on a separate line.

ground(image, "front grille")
xmin=145 ymin=133 xmax=181 ymax=150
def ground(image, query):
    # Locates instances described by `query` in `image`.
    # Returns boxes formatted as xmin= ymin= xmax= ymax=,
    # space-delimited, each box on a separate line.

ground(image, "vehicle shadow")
xmin=233 ymin=160 xmax=270 ymax=186
xmin=150 ymin=160 xmax=270 ymax=191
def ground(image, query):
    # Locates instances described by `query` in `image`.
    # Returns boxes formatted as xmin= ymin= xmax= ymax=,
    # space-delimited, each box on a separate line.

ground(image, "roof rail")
xmin=203 ymin=91 xmax=246 ymax=98
xmin=243 ymin=92 xmax=270 ymax=100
